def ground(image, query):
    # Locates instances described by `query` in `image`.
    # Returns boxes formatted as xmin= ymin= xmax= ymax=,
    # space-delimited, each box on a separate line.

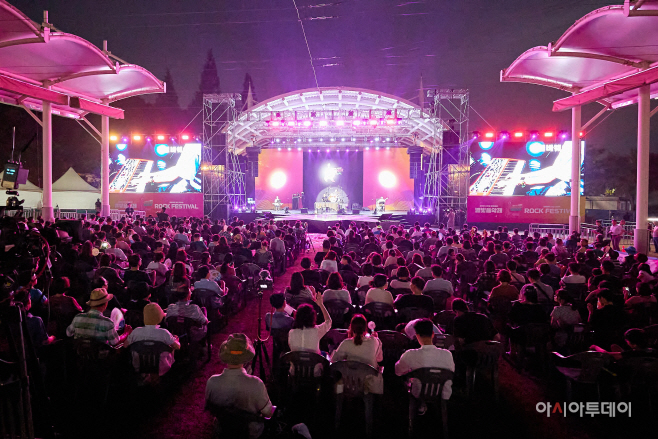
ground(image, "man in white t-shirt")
xmin=609 ymin=220 xmax=623 ymax=251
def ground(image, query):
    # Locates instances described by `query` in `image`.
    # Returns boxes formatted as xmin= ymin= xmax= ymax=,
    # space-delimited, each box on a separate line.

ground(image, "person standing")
xmin=125 ymin=203 xmax=135 ymax=219
xmin=446 ymin=209 xmax=455 ymax=230
xmin=653 ymin=222 xmax=658 ymax=253
xmin=609 ymin=220 xmax=623 ymax=251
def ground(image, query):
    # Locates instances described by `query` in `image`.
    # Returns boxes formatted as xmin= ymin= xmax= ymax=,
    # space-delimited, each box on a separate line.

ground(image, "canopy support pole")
xmin=101 ymin=115 xmax=110 ymax=217
xmin=569 ymin=105 xmax=581 ymax=235
xmin=635 ymin=85 xmax=650 ymax=254
xmin=42 ymin=101 xmax=53 ymax=221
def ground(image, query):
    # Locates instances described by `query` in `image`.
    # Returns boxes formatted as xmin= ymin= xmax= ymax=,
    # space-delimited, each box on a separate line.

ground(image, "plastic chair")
xmin=124 ymin=309 xmax=145 ymax=328
xmin=462 ymin=340 xmax=502 ymax=401
xmin=330 ymin=360 xmax=379 ymax=438
xmin=323 ymin=300 xmax=354 ymax=329
xmin=377 ymin=330 xmax=411 ymax=369
xmin=269 ymin=328 xmax=291 ymax=375
xmin=128 ymin=340 xmax=173 ymax=374
xmin=320 ymin=328 xmax=349 ymax=354
xmin=206 ymin=404 xmax=270 ymax=439
xmin=406 ymin=367 xmax=454 ymax=439
xmin=397 ymin=306 xmax=433 ymax=324
xmin=362 ymin=302 xmax=396 ymax=330
xmin=165 ymin=316 xmax=211 ymax=363
xmin=615 ymin=356 xmax=658 ymax=411
xmin=423 ymin=290 xmax=451 ymax=312
xmin=552 ymin=351 xmax=613 ymax=401
xmin=279 ymin=351 xmax=329 ymax=409
xmin=433 ymin=334 xmax=456 ymax=350
xmin=433 ymin=310 xmax=457 ymax=333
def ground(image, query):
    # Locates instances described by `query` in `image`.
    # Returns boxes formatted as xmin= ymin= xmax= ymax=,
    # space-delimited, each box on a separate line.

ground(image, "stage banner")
xmin=109 ymin=193 xmax=203 ymax=218
xmin=468 ymin=196 xmax=585 ymax=224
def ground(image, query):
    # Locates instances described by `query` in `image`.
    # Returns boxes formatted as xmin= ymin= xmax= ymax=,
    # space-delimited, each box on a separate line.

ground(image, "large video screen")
xmin=469 ymin=140 xmax=584 ymax=197
xmin=254 ymin=149 xmax=303 ymax=210
xmin=303 ymin=150 xmax=363 ymax=210
xmin=362 ymin=148 xmax=414 ymax=211
xmin=110 ymin=143 xmax=202 ymax=193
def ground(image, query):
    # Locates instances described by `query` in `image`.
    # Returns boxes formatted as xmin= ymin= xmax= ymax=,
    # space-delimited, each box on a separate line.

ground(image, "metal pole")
xmin=42 ymin=101 xmax=53 ymax=222
xmin=635 ymin=84 xmax=650 ymax=254
xmin=101 ymin=115 xmax=111 ymax=216
xmin=569 ymin=105 xmax=581 ymax=235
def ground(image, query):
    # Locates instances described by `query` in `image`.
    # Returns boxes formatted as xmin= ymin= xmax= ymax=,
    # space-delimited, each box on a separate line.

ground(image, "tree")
xmin=155 ymin=68 xmax=180 ymax=111
xmin=241 ymin=73 xmax=257 ymax=110
xmin=154 ymin=68 xmax=183 ymax=130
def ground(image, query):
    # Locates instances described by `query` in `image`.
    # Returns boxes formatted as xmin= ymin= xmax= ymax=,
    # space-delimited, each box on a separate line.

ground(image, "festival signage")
xmin=468 ymin=196 xmax=585 ymax=224
xmin=109 ymin=192 xmax=204 ymax=218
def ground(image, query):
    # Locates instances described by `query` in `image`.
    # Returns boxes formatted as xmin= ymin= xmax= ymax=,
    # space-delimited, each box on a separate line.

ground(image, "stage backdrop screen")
xmin=469 ymin=140 xmax=584 ymax=197
xmin=363 ymin=148 xmax=414 ymax=211
xmin=255 ymin=149 xmax=303 ymax=210
xmin=110 ymin=143 xmax=202 ymax=194
xmin=303 ymin=150 xmax=363 ymax=211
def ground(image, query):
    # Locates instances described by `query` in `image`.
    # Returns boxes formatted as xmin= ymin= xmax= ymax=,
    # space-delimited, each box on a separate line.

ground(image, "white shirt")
xmin=320 ymin=260 xmax=338 ymax=273
xmin=194 ymin=278 xmax=225 ymax=296
xmin=105 ymin=247 xmax=127 ymax=261
xmin=126 ymin=325 xmax=177 ymax=376
xmin=610 ymin=224 xmax=623 ymax=236
xmin=288 ymin=320 xmax=332 ymax=354
xmin=331 ymin=336 xmax=383 ymax=368
xmin=357 ymin=276 xmax=374 ymax=288
xmin=561 ymin=274 xmax=586 ymax=284
xmin=322 ymin=289 xmax=352 ymax=304
xmin=395 ymin=345 xmax=455 ymax=399
xmin=365 ymin=288 xmax=394 ymax=306
xmin=424 ymin=278 xmax=454 ymax=295
xmin=389 ymin=279 xmax=411 ymax=290
xmin=205 ymin=368 xmax=273 ymax=438
xmin=550 ymin=305 xmax=581 ymax=327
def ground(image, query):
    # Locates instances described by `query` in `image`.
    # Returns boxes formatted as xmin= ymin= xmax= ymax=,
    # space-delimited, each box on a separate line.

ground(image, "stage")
xmin=234 ymin=209 xmax=436 ymax=233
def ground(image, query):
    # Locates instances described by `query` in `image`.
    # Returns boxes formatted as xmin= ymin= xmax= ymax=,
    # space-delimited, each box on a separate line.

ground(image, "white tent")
xmin=0 ymin=170 xmax=42 ymax=208
xmin=52 ymin=167 xmax=100 ymax=209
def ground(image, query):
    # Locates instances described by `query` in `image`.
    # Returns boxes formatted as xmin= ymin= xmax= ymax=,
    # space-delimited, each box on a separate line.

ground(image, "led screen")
xmin=254 ymin=149 xmax=304 ymax=210
xmin=362 ymin=148 xmax=414 ymax=211
xmin=110 ymin=143 xmax=202 ymax=193
xmin=469 ymin=140 xmax=584 ymax=197
xmin=303 ymin=150 xmax=363 ymax=211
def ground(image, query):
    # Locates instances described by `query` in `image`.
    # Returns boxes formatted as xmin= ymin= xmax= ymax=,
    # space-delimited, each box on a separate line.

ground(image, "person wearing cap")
xmin=125 ymin=303 xmax=180 ymax=376
xmin=66 ymin=288 xmax=132 ymax=346
xmin=165 ymin=282 xmax=208 ymax=342
xmin=205 ymin=333 xmax=274 ymax=438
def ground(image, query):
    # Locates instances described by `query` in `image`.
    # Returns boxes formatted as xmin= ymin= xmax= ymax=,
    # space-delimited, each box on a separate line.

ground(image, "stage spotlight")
xmin=277 ymin=147 xmax=281 ymax=151
xmin=500 ymin=131 xmax=510 ymax=140
xmin=346 ymin=148 xmax=350 ymax=152
xmin=146 ymin=136 xmax=152 ymax=142
xmin=351 ymin=137 xmax=356 ymax=141
xmin=375 ymin=137 xmax=380 ymax=141
xmin=480 ymin=152 xmax=492 ymax=164
xmin=341 ymin=138 xmax=345 ymax=141
xmin=331 ymin=137 xmax=335 ymax=141
xmin=386 ymin=147 xmax=390 ymax=150
xmin=155 ymin=144 xmax=169 ymax=156
xmin=110 ymin=135 xmax=118 ymax=141
xmin=558 ymin=130 xmax=568 ymax=140
xmin=319 ymin=120 xmax=328 ymax=127
xmin=275 ymin=138 xmax=281 ymax=143
xmin=369 ymin=119 xmax=378 ymax=126
xmin=182 ymin=134 xmax=190 ymax=140
xmin=270 ymin=120 xmax=281 ymax=127
xmin=366 ymin=146 xmax=370 ymax=150
xmin=116 ymin=143 xmax=127 ymax=151
xmin=385 ymin=118 xmax=396 ymax=125
xmin=308 ymin=138 xmax=313 ymax=142
xmin=472 ymin=131 xmax=480 ymax=139
xmin=133 ymin=135 xmax=142 ymax=141
xmin=526 ymin=141 xmax=546 ymax=157
xmin=287 ymin=120 xmax=296 ymax=127
xmin=543 ymin=131 xmax=554 ymax=138
xmin=319 ymin=138 xmax=323 ymax=141
xmin=479 ymin=141 xmax=494 ymax=150
xmin=326 ymin=148 xmax=330 ymax=152
xmin=353 ymin=119 xmax=362 ymax=126
xmin=303 ymin=120 xmax=312 ymax=127
xmin=484 ymin=132 xmax=495 ymax=138
xmin=336 ymin=120 xmax=345 ymax=126
xmin=514 ymin=131 xmax=524 ymax=138
xmin=122 ymin=137 xmax=129 ymax=142
xmin=529 ymin=131 xmax=539 ymax=139
xmin=287 ymin=147 xmax=292 ymax=151
xmin=386 ymin=137 xmax=390 ymax=141
xmin=298 ymin=147 xmax=302 ymax=151
xmin=157 ymin=135 xmax=165 ymax=140
xmin=375 ymin=146 xmax=380 ymax=150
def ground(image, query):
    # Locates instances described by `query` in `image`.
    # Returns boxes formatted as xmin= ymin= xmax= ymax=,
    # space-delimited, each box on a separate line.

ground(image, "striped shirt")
xmin=66 ymin=309 xmax=120 ymax=346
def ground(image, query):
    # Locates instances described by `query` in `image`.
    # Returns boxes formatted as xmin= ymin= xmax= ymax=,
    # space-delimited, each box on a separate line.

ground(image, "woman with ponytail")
xmin=331 ymin=314 xmax=384 ymax=394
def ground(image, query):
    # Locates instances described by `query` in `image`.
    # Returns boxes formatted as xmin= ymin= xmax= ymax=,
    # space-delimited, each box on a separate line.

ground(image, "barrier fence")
xmin=3 ymin=208 xmax=146 ymax=221
xmin=529 ymin=222 xmax=649 ymax=250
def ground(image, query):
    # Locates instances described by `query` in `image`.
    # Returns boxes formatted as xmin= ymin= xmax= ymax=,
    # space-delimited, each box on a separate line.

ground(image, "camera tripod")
xmin=251 ymin=290 xmax=270 ymax=380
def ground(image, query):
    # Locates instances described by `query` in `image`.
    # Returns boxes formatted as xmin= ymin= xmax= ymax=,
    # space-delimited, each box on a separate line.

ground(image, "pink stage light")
xmin=544 ymin=131 xmax=554 ymax=137
xmin=369 ymin=119 xmax=378 ymax=126
xmin=270 ymin=120 xmax=281 ymax=127
xmin=335 ymin=120 xmax=345 ymax=126
xmin=287 ymin=121 xmax=296 ymax=127
xmin=133 ymin=135 xmax=142 ymax=141
xmin=303 ymin=120 xmax=312 ymax=127
xmin=484 ymin=132 xmax=494 ymax=138
xmin=385 ymin=118 xmax=396 ymax=125
xmin=157 ymin=135 xmax=165 ymax=140
xmin=181 ymin=134 xmax=190 ymax=140
xmin=353 ymin=119 xmax=362 ymax=126
xmin=514 ymin=132 xmax=523 ymax=138
xmin=319 ymin=120 xmax=329 ymax=127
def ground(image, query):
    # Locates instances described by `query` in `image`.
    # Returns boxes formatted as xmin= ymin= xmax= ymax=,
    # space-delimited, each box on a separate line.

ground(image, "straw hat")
xmin=219 ymin=333 xmax=255 ymax=365
xmin=143 ymin=303 xmax=165 ymax=326
xmin=86 ymin=288 xmax=113 ymax=307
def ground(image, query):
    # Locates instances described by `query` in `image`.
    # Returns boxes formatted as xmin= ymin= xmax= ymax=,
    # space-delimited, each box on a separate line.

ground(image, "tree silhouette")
xmin=189 ymin=49 xmax=221 ymax=112
xmin=241 ymin=73 xmax=257 ymax=110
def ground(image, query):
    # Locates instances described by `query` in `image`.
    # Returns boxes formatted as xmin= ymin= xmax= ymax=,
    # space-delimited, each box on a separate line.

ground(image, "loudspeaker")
xmin=408 ymin=146 xmax=423 ymax=179
xmin=352 ymin=209 xmax=360 ymax=215
xmin=300 ymin=208 xmax=308 ymax=214
xmin=379 ymin=213 xmax=393 ymax=220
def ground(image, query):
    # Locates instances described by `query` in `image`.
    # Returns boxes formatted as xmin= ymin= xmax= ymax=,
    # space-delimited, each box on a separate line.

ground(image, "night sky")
xmin=9 ymin=0 xmax=658 ymax=153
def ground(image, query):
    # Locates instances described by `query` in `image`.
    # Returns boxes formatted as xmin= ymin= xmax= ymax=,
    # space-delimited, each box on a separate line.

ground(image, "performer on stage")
xmin=376 ymin=196 xmax=388 ymax=214
xmin=300 ymin=191 xmax=305 ymax=209
xmin=125 ymin=202 xmax=134 ymax=218
xmin=273 ymin=196 xmax=282 ymax=211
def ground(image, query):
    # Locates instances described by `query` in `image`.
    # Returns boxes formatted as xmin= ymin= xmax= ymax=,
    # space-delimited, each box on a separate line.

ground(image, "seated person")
xmin=265 ymin=293 xmax=294 ymax=331
xmin=193 ymin=266 xmax=226 ymax=310
xmin=314 ymin=240 xmax=330 ymax=267
xmin=394 ymin=277 xmax=434 ymax=312
xmin=66 ymin=288 xmax=132 ymax=345
xmin=590 ymin=328 xmax=657 ymax=360
xmin=522 ymin=268 xmax=554 ymax=304
xmin=331 ymin=314 xmax=384 ymax=394
xmin=389 ymin=266 xmax=412 ymax=290
xmin=589 ymin=288 xmax=626 ymax=348
xmin=452 ymin=298 xmax=496 ymax=346
xmin=300 ymin=257 xmax=321 ymax=286
xmin=288 ymin=292 xmax=332 ymax=354
xmin=124 ymin=254 xmax=154 ymax=287
xmin=403 ymin=317 xmax=443 ymax=340
xmin=357 ymin=263 xmax=375 ymax=288
xmin=322 ymin=272 xmax=352 ymax=304
xmin=284 ymin=272 xmax=316 ymax=304
xmin=625 ymin=282 xmax=658 ymax=308
xmin=561 ymin=263 xmax=586 ymax=285
xmin=365 ymin=274 xmax=394 ymax=306
xmin=489 ymin=269 xmax=520 ymax=301
xmin=423 ymin=265 xmax=454 ymax=295
xmin=205 ymin=334 xmax=275 ymax=439
xmin=165 ymin=282 xmax=209 ymax=343
xmin=125 ymin=303 xmax=180 ymax=376
xmin=146 ymin=252 xmax=169 ymax=286
xmin=47 ymin=277 xmax=82 ymax=338
xmin=320 ymin=250 xmax=339 ymax=273
xmin=253 ymin=241 xmax=274 ymax=269
xmin=395 ymin=319 xmax=455 ymax=402
xmin=550 ymin=289 xmax=581 ymax=329
xmin=189 ymin=233 xmax=208 ymax=253
xmin=13 ymin=290 xmax=55 ymax=349
xmin=509 ymin=286 xmax=547 ymax=327
xmin=125 ymin=281 xmax=152 ymax=315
